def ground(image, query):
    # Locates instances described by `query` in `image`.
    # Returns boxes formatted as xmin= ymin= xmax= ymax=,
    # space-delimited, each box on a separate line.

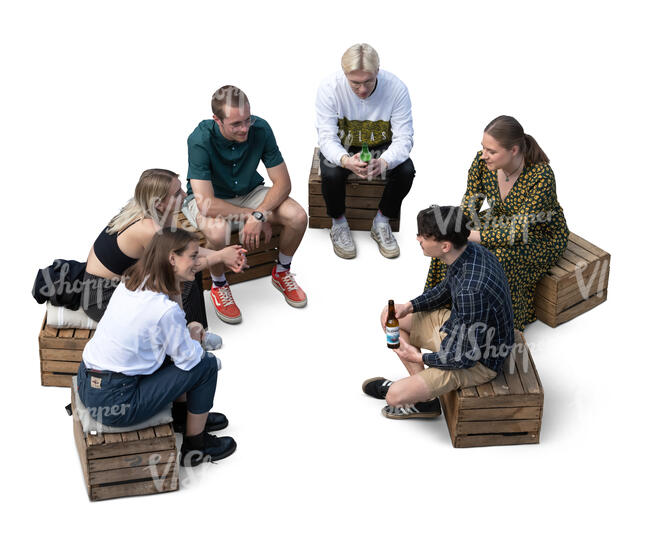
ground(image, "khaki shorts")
xmin=410 ymin=308 xmax=498 ymax=400
xmin=182 ymin=185 xmax=270 ymax=228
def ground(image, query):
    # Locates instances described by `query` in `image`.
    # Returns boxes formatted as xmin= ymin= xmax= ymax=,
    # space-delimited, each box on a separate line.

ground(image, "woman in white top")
xmin=77 ymin=227 xmax=236 ymax=466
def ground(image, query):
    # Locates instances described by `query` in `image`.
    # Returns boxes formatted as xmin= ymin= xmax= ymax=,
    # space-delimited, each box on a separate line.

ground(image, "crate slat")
xmin=535 ymin=234 xmax=609 ymax=327
xmin=72 ymin=391 xmax=179 ymax=501
xmin=440 ymin=332 xmax=543 ymax=447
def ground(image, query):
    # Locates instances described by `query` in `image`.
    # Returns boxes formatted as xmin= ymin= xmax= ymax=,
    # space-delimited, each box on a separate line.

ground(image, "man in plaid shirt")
xmin=363 ymin=206 xmax=515 ymax=419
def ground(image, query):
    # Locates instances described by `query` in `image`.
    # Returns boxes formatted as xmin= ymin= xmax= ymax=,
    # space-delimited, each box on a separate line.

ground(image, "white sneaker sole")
xmin=332 ymin=243 xmax=357 ymax=259
xmin=210 ymin=294 xmax=242 ymax=324
xmin=371 ymin=229 xmax=400 ymax=259
xmin=271 ymin=278 xmax=308 ymax=308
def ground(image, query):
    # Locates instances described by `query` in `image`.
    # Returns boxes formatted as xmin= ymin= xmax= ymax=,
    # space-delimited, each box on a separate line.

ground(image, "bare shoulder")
xmin=132 ymin=217 xmax=158 ymax=246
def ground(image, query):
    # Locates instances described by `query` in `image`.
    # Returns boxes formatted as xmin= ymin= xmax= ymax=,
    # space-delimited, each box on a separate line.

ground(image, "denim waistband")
xmin=79 ymin=361 xmax=130 ymax=380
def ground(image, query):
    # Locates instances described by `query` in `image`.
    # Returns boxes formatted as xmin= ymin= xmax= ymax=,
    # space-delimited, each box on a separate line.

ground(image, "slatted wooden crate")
xmin=308 ymin=147 xmax=400 ymax=232
xmin=440 ymin=331 xmax=543 ymax=448
xmin=535 ymin=233 xmax=610 ymax=327
xmin=175 ymin=212 xmax=281 ymax=289
xmin=38 ymin=315 xmax=92 ymax=387
xmin=71 ymin=393 xmax=179 ymax=501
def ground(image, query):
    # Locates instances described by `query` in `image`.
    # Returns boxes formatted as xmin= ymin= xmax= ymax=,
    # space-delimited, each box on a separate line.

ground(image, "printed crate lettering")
xmin=38 ymin=315 xmax=93 ymax=387
xmin=71 ymin=393 xmax=179 ymax=501
xmin=535 ymin=233 xmax=609 ymax=327
xmin=440 ymin=331 xmax=543 ymax=448
xmin=308 ymin=147 xmax=400 ymax=232
xmin=175 ymin=212 xmax=280 ymax=288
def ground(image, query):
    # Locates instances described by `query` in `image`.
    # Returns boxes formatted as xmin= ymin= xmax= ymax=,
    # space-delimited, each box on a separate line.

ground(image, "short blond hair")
xmin=341 ymin=43 xmax=380 ymax=74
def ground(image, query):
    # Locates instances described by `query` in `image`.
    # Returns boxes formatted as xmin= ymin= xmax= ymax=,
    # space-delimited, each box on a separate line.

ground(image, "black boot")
xmin=180 ymin=431 xmax=237 ymax=467
xmin=172 ymin=402 xmax=228 ymax=433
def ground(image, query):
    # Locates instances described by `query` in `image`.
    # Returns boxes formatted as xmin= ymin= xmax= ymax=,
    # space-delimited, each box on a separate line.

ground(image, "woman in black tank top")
xmin=81 ymin=169 xmax=246 ymax=324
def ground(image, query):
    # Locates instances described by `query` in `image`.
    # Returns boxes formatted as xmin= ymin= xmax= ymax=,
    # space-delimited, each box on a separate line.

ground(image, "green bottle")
xmin=359 ymin=142 xmax=372 ymax=163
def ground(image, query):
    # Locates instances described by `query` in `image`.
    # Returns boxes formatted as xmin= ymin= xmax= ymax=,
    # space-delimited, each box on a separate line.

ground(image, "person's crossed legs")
xmin=366 ymin=307 xmax=498 ymax=419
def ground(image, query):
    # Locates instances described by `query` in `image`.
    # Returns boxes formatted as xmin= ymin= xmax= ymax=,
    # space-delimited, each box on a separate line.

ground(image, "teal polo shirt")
xmin=186 ymin=116 xmax=284 ymax=199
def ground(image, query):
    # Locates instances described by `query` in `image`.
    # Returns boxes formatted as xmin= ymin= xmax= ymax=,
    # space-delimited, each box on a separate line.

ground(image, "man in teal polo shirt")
xmin=182 ymin=85 xmax=308 ymax=324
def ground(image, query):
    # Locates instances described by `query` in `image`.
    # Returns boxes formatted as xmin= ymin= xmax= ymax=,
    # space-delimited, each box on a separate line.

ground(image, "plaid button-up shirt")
xmin=410 ymin=242 xmax=514 ymax=372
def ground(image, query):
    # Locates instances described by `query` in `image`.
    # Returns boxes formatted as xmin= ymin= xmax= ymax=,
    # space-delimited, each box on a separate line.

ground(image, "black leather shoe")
xmin=180 ymin=433 xmax=237 ymax=467
xmin=173 ymin=412 xmax=228 ymax=434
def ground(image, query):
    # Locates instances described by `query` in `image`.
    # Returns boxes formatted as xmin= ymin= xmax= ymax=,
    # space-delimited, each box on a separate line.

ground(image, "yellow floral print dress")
xmin=424 ymin=151 xmax=570 ymax=330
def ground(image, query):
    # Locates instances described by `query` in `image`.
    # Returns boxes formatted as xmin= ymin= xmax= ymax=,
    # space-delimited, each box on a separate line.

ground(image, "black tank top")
xmin=93 ymin=219 xmax=140 ymax=275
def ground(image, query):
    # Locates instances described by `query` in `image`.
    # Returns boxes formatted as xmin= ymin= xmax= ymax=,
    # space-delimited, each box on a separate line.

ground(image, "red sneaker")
xmin=271 ymin=265 xmax=307 ymax=308
xmin=210 ymin=283 xmax=242 ymax=324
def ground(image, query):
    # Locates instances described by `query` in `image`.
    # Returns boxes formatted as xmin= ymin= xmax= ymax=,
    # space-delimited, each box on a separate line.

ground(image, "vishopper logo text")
xmin=464 ymin=193 xmax=557 ymax=245
xmin=434 ymin=321 xmax=532 ymax=374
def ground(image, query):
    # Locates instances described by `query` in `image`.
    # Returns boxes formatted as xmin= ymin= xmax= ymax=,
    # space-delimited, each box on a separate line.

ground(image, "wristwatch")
xmin=251 ymin=210 xmax=266 ymax=222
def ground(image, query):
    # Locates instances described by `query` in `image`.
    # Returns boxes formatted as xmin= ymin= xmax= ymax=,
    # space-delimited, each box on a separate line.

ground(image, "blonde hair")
xmin=341 ymin=43 xmax=380 ymax=74
xmin=106 ymin=169 xmax=178 ymax=234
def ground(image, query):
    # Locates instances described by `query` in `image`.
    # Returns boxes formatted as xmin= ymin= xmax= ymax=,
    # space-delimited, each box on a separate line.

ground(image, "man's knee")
xmin=319 ymin=155 xmax=348 ymax=181
xmin=276 ymin=200 xmax=308 ymax=230
xmin=389 ymin=158 xmax=416 ymax=182
xmin=385 ymin=375 xmax=430 ymax=406
xmin=400 ymin=158 xmax=416 ymax=179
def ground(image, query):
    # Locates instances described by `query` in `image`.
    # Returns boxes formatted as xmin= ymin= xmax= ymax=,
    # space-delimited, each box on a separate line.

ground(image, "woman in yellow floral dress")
xmin=425 ymin=116 xmax=569 ymax=330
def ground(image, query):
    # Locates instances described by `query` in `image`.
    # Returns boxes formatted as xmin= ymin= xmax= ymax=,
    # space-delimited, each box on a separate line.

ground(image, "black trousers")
xmin=182 ymin=271 xmax=208 ymax=328
xmin=319 ymin=146 xmax=415 ymax=219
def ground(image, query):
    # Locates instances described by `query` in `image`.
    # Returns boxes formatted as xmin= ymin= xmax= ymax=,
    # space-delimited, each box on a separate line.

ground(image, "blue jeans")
xmin=77 ymin=354 xmax=219 ymax=428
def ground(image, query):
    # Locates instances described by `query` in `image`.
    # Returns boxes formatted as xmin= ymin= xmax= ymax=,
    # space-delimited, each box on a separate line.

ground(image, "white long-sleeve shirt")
xmin=315 ymin=69 xmax=414 ymax=170
xmin=82 ymin=283 xmax=204 ymax=375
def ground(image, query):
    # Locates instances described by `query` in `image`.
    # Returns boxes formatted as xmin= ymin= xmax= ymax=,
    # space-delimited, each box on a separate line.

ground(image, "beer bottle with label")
xmin=386 ymin=299 xmax=400 ymax=349
xmin=360 ymin=142 xmax=372 ymax=164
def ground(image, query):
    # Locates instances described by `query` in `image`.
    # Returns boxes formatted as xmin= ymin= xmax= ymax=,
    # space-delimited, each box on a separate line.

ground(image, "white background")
xmin=2 ymin=0 xmax=648 ymax=532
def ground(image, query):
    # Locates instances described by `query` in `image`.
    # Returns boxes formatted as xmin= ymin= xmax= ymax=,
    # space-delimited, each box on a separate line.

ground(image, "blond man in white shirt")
xmin=316 ymin=43 xmax=415 ymax=259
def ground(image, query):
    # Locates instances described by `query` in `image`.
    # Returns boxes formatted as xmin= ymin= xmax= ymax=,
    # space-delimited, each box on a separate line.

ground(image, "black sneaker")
xmin=180 ymin=432 xmax=237 ymax=467
xmin=362 ymin=377 xmax=393 ymax=399
xmin=381 ymin=398 xmax=442 ymax=420
xmin=173 ymin=412 xmax=229 ymax=434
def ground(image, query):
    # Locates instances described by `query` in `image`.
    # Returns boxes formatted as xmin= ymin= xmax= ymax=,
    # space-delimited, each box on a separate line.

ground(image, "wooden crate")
xmin=535 ymin=233 xmax=610 ymax=327
xmin=38 ymin=315 xmax=93 ymax=387
xmin=175 ymin=211 xmax=281 ymax=289
xmin=71 ymin=393 xmax=179 ymax=501
xmin=440 ymin=332 xmax=543 ymax=448
xmin=308 ymin=147 xmax=400 ymax=232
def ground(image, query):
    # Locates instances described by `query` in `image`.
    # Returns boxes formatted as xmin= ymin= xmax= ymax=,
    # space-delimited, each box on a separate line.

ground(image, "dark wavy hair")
xmin=417 ymin=205 xmax=470 ymax=249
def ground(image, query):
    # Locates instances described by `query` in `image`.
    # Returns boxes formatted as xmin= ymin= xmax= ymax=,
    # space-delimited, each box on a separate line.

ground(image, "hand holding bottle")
xmin=366 ymin=158 xmax=388 ymax=179
xmin=342 ymin=153 xmax=368 ymax=177
xmin=380 ymin=301 xmax=413 ymax=330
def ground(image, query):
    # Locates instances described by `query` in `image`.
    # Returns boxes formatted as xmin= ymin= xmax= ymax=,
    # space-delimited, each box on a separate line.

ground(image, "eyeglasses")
xmin=224 ymin=116 xmax=256 ymax=131
xmin=347 ymin=77 xmax=377 ymax=89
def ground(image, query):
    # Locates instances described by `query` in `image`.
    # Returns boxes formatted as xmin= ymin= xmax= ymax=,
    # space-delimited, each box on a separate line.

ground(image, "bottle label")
xmin=386 ymin=326 xmax=400 ymax=345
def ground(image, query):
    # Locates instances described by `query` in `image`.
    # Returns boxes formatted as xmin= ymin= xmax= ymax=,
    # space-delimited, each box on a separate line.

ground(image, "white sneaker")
xmin=330 ymin=224 xmax=357 ymax=259
xmin=371 ymin=221 xmax=400 ymax=258
xmin=202 ymin=332 xmax=223 ymax=351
